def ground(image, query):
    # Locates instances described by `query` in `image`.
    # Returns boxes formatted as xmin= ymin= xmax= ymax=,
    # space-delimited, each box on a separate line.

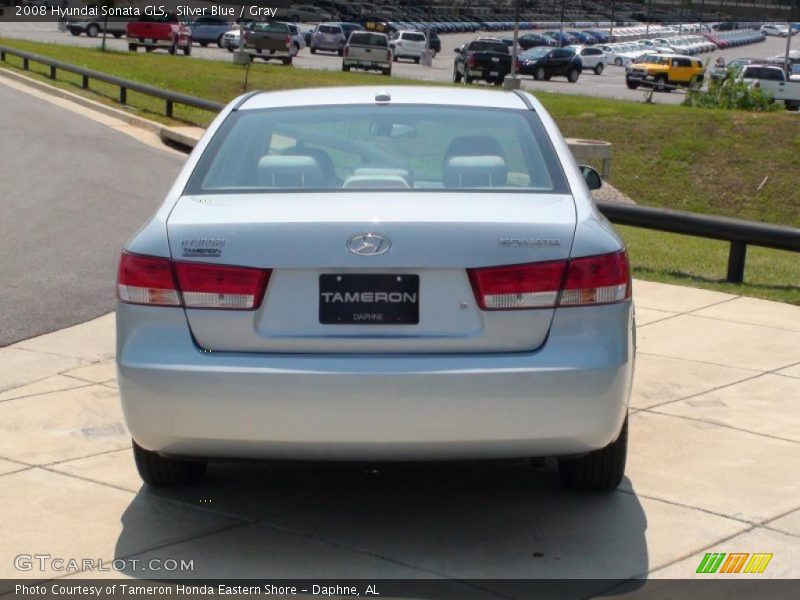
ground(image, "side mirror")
xmin=580 ymin=165 xmax=602 ymax=190
xmin=454 ymin=46 xmax=462 ymax=54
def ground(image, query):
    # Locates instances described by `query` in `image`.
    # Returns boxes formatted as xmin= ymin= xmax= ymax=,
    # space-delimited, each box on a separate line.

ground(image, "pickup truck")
xmin=342 ymin=31 xmax=392 ymax=76
xmin=739 ymin=64 xmax=800 ymax=110
xmin=453 ymin=39 xmax=511 ymax=86
xmin=244 ymin=21 xmax=296 ymax=65
xmin=126 ymin=13 xmax=192 ymax=55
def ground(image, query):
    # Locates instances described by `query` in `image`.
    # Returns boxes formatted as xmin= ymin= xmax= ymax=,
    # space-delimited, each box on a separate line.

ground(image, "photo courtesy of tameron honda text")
xmin=117 ymin=86 xmax=633 ymax=491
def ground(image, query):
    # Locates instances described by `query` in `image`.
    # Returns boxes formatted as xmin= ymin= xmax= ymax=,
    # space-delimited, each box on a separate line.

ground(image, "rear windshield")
xmin=402 ymin=32 xmax=426 ymax=41
xmin=468 ymin=41 xmax=508 ymax=53
xmin=318 ymin=25 xmax=342 ymax=34
xmin=349 ymin=32 xmax=388 ymax=46
xmin=254 ymin=23 xmax=288 ymax=33
xmin=186 ymin=105 xmax=567 ymax=194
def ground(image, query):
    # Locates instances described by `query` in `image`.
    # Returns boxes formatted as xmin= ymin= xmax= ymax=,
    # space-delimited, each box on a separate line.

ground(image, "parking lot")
xmin=0 ymin=21 xmax=794 ymax=103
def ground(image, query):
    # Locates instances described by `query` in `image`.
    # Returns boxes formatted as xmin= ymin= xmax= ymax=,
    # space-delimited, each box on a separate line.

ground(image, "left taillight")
xmin=117 ymin=252 xmax=270 ymax=310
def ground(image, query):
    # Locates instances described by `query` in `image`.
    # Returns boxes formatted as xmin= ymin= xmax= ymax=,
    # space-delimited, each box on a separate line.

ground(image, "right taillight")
xmin=117 ymin=252 xmax=270 ymax=310
xmin=467 ymin=251 xmax=630 ymax=311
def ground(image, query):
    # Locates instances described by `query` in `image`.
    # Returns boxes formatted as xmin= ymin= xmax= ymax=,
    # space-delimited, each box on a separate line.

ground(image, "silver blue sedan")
xmin=117 ymin=86 xmax=634 ymax=490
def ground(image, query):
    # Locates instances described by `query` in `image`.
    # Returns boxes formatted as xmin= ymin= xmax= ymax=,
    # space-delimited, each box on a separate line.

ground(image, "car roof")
xmin=239 ymin=86 xmax=531 ymax=111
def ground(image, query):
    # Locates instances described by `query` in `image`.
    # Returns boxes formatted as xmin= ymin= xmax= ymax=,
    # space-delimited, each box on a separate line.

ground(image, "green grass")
xmin=1 ymin=38 xmax=798 ymax=303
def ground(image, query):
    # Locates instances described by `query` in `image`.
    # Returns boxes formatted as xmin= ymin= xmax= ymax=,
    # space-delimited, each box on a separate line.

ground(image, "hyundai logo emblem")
xmin=347 ymin=233 xmax=391 ymax=256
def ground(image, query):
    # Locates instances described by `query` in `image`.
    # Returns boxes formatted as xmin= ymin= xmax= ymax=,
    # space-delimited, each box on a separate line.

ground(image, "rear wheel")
xmin=168 ymin=39 xmax=177 ymax=55
xmin=382 ymin=67 xmax=391 ymax=77
xmin=414 ymin=57 xmax=420 ymax=64
xmin=654 ymin=74 xmax=668 ymax=91
xmin=310 ymin=46 xmax=316 ymax=54
xmin=464 ymin=72 xmax=473 ymax=85
xmin=594 ymin=63 xmax=604 ymax=75
xmin=534 ymin=66 xmax=546 ymax=81
xmin=567 ymin=68 xmax=579 ymax=83
xmin=453 ymin=66 xmax=462 ymax=83
xmin=614 ymin=57 xmax=623 ymax=66
xmin=342 ymin=64 xmax=351 ymax=72
xmin=133 ymin=441 xmax=207 ymax=487
xmin=128 ymin=43 xmax=137 ymax=52
xmin=70 ymin=29 xmax=81 ymax=36
xmin=626 ymin=78 xmax=640 ymax=89
xmin=199 ymin=41 xmax=208 ymax=47
xmin=559 ymin=414 xmax=628 ymax=492
xmin=217 ymin=34 xmax=225 ymax=48
xmin=112 ymin=32 xmax=123 ymax=39
xmin=86 ymin=24 xmax=99 ymax=38
xmin=282 ymin=56 xmax=292 ymax=66
xmin=183 ymin=40 xmax=192 ymax=56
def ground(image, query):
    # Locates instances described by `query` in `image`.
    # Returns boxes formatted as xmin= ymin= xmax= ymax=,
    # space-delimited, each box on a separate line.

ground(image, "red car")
xmin=127 ymin=13 xmax=192 ymax=55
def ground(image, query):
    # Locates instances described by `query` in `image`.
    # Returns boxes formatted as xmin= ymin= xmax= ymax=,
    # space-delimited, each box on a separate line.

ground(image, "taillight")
xmin=560 ymin=251 xmax=631 ymax=306
xmin=174 ymin=262 xmax=270 ymax=310
xmin=117 ymin=253 xmax=181 ymax=307
xmin=386 ymin=49 xmax=392 ymax=62
xmin=117 ymin=252 xmax=270 ymax=310
xmin=285 ymin=35 xmax=291 ymax=47
xmin=467 ymin=251 xmax=630 ymax=311
xmin=468 ymin=260 xmax=566 ymax=310
xmin=467 ymin=54 xmax=476 ymax=67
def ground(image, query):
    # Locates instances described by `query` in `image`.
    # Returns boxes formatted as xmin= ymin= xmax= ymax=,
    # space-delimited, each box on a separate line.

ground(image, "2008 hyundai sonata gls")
xmin=117 ymin=86 xmax=634 ymax=490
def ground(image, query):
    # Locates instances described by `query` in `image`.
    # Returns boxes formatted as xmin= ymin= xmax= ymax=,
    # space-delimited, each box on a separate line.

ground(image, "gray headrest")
xmin=442 ymin=155 xmax=508 ymax=188
xmin=257 ymin=155 xmax=324 ymax=188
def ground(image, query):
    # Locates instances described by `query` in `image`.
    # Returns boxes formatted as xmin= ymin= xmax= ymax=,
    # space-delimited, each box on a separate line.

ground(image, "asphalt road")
xmin=0 ymin=82 xmax=183 ymax=346
xmin=0 ymin=21 xmax=795 ymax=104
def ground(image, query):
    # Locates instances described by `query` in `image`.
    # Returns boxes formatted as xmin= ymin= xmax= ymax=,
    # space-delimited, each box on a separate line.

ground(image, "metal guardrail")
xmin=597 ymin=202 xmax=800 ymax=283
xmin=1 ymin=44 xmax=798 ymax=285
xmin=0 ymin=45 xmax=224 ymax=117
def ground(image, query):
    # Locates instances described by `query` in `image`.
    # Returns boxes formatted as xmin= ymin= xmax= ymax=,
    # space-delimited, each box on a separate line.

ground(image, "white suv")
xmin=389 ymin=30 xmax=427 ymax=63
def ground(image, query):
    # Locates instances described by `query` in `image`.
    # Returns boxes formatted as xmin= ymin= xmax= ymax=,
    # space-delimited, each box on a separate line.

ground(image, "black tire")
xmin=383 ymin=68 xmax=391 ymax=77
xmin=86 ymin=24 xmax=99 ymax=38
xmin=559 ymin=415 xmax=628 ymax=492
xmin=138 ymin=37 xmax=145 ymax=43
xmin=293 ymin=42 xmax=300 ymax=54
xmin=183 ymin=41 xmax=192 ymax=56
xmin=534 ymin=66 xmax=546 ymax=81
xmin=199 ymin=41 xmax=208 ymax=47
xmin=112 ymin=32 xmax=123 ymax=39
xmin=464 ymin=72 xmax=473 ymax=84
xmin=145 ymin=46 xmax=154 ymax=53
xmin=337 ymin=48 xmax=343 ymax=57
xmin=453 ymin=66 xmax=462 ymax=83
xmin=217 ymin=34 xmax=225 ymax=48
xmin=342 ymin=65 xmax=351 ymax=72
xmin=282 ymin=56 xmax=292 ymax=66
xmin=310 ymin=46 xmax=316 ymax=54
xmin=168 ymin=39 xmax=177 ymax=55
xmin=614 ymin=57 xmax=623 ymax=66
xmin=655 ymin=74 xmax=668 ymax=92
xmin=567 ymin=68 xmax=579 ymax=83
xmin=626 ymin=78 xmax=640 ymax=90
xmin=128 ymin=43 xmax=137 ymax=52
xmin=414 ymin=57 xmax=420 ymax=64
xmin=133 ymin=441 xmax=207 ymax=487
xmin=393 ymin=54 xmax=398 ymax=62
xmin=594 ymin=63 xmax=604 ymax=75
xmin=226 ymin=45 xmax=234 ymax=53
xmin=69 ymin=29 xmax=81 ymax=36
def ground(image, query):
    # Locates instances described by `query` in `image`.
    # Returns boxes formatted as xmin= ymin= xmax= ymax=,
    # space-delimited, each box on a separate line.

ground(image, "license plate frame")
xmin=319 ymin=274 xmax=420 ymax=325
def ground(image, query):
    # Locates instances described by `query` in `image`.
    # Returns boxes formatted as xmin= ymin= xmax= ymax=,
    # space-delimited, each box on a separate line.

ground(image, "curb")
xmin=0 ymin=66 xmax=202 ymax=151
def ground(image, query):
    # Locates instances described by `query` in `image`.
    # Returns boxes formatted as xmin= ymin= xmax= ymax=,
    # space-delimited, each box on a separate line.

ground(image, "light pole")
xmin=503 ymin=0 xmax=522 ymax=89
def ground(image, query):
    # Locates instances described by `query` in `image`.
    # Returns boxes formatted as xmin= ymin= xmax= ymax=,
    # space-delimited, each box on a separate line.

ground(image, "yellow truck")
xmin=625 ymin=54 xmax=705 ymax=91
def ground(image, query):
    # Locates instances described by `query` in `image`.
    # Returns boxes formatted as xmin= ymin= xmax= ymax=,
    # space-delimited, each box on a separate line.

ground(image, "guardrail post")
xmin=165 ymin=99 xmax=173 ymax=118
xmin=82 ymin=75 xmax=89 ymax=89
xmin=120 ymin=87 xmax=127 ymax=105
xmin=22 ymin=57 xmax=28 ymax=70
xmin=49 ymin=66 xmax=56 ymax=80
xmin=726 ymin=241 xmax=747 ymax=284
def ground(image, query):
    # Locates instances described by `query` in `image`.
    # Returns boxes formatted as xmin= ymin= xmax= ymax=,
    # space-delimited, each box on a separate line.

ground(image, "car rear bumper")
xmin=117 ymin=301 xmax=634 ymax=461
xmin=343 ymin=59 xmax=389 ymax=69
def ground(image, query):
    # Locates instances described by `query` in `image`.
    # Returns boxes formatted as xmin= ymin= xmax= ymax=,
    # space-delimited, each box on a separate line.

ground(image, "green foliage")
xmin=683 ymin=77 xmax=780 ymax=112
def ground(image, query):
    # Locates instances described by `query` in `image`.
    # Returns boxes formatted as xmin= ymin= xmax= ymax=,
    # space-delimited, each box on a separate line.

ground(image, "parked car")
xmin=568 ymin=45 xmax=606 ymax=75
xmin=117 ymin=85 xmax=634 ymax=492
xmin=66 ymin=17 xmax=128 ymax=38
xmin=244 ymin=21 xmax=296 ymax=64
xmin=739 ymin=64 xmax=800 ymax=110
xmin=709 ymin=57 xmax=758 ymax=81
xmin=453 ymin=39 xmax=512 ymax=85
xmin=428 ymin=31 xmax=441 ymax=55
xmin=188 ymin=16 xmax=234 ymax=48
xmin=389 ymin=30 xmax=427 ymax=63
xmin=760 ymin=24 xmax=791 ymax=37
xmin=126 ymin=13 xmax=192 ymax=55
xmin=311 ymin=22 xmax=347 ymax=55
xmin=288 ymin=4 xmax=334 ymax=23
xmin=342 ymin=31 xmax=391 ymax=75
xmin=517 ymin=47 xmax=582 ymax=82
xmin=517 ymin=33 xmax=555 ymax=50
xmin=625 ymin=54 xmax=704 ymax=91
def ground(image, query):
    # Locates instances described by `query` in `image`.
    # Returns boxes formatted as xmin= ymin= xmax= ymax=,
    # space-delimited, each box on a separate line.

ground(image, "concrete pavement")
xmin=1 ymin=281 xmax=799 ymax=585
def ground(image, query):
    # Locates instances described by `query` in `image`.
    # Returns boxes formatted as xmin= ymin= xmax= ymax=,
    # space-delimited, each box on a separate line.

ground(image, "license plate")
xmin=319 ymin=274 xmax=419 ymax=325
xmin=490 ymin=71 xmax=499 ymax=77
